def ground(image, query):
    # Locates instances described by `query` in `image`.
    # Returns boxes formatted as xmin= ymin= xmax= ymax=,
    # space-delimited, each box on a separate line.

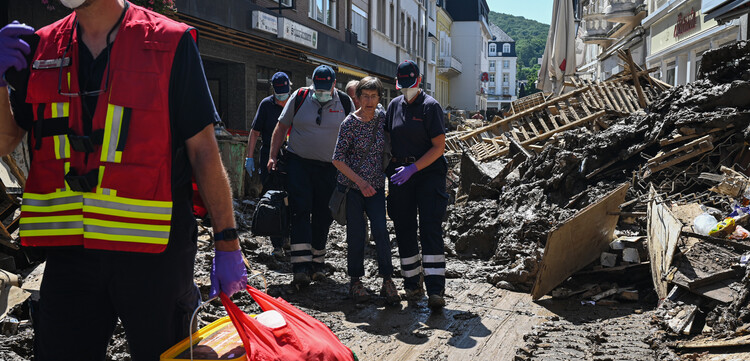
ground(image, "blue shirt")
xmin=251 ymin=95 xmax=284 ymax=162
xmin=385 ymin=91 xmax=445 ymax=159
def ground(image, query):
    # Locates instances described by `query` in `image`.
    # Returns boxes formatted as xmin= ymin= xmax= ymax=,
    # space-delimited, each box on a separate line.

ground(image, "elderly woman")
xmin=332 ymin=77 xmax=399 ymax=304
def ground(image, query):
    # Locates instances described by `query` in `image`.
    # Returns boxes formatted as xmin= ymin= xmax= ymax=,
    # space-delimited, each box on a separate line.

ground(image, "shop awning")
xmin=337 ymin=65 xmax=369 ymax=79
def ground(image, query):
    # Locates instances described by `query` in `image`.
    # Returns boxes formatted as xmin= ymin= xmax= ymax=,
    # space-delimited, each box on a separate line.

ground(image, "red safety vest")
xmin=20 ymin=5 xmax=196 ymax=253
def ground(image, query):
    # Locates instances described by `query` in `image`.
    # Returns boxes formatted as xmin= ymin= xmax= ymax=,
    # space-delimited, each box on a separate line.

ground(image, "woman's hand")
xmin=358 ymin=181 xmax=377 ymax=197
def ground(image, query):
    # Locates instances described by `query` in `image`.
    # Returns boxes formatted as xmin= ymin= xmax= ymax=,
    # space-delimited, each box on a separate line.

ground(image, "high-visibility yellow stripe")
xmin=82 ymin=206 xmax=172 ymax=221
xmin=101 ymin=104 xmax=124 ymax=163
xmin=83 ymin=218 xmax=170 ymax=232
xmin=21 ymin=204 xmax=82 ymax=213
xmin=84 ymin=193 xmax=172 ymax=209
xmin=85 ymin=232 xmax=168 ymax=245
xmin=23 ymin=191 xmax=82 ymax=201
xmin=20 ymin=215 xmax=83 ymax=224
xmin=20 ymin=228 xmax=83 ymax=237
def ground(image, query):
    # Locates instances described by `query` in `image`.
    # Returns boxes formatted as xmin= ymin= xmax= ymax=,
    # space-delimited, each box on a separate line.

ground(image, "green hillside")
xmin=488 ymin=11 xmax=549 ymax=96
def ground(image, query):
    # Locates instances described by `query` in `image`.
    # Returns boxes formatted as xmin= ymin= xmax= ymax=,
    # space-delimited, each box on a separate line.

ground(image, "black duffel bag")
xmin=251 ymin=190 xmax=289 ymax=238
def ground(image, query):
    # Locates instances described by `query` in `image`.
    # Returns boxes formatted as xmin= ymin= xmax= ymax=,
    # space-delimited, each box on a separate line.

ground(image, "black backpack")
xmin=251 ymin=190 xmax=289 ymax=238
xmin=293 ymin=88 xmax=353 ymax=116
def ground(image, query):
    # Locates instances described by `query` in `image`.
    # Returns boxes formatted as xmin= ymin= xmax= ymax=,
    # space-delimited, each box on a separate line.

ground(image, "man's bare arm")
xmin=0 ymin=91 xmax=26 ymax=156
xmin=186 ymin=124 xmax=239 ymax=251
xmin=267 ymin=122 xmax=290 ymax=171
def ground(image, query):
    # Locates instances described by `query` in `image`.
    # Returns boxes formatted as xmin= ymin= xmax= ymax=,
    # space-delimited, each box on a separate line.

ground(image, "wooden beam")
xmin=531 ymin=183 xmax=629 ymax=300
xmin=623 ymin=49 xmax=648 ymax=109
xmin=647 ymin=191 xmax=683 ymax=299
xmin=676 ymin=334 xmax=750 ymax=349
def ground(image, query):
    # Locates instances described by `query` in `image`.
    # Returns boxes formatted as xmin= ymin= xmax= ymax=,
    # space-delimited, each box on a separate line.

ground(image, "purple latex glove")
xmin=209 ymin=250 xmax=248 ymax=298
xmin=0 ymin=21 xmax=35 ymax=87
xmin=390 ymin=164 xmax=418 ymax=185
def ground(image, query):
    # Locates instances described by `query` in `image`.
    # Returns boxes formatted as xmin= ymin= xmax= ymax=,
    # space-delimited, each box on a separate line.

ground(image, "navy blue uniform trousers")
xmin=285 ymin=153 xmax=337 ymax=274
xmin=34 ymin=236 xmax=200 ymax=361
xmin=387 ymin=159 xmax=449 ymax=296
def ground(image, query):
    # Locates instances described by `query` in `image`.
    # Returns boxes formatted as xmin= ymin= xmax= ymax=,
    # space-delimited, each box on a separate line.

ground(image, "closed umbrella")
xmin=537 ymin=0 xmax=576 ymax=94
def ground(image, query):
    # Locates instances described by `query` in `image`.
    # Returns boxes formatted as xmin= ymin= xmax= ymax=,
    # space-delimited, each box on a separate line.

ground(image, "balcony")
xmin=488 ymin=81 xmax=496 ymax=87
xmin=437 ymin=56 xmax=463 ymax=77
xmin=582 ymin=17 xmax=615 ymax=45
xmin=502 ymin=81 xmax=509 ymax=86
xmin=604 ymin=0 xmax=647 ymax=24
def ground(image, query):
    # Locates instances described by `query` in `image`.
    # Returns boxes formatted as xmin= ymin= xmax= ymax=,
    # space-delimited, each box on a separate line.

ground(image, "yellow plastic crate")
xmin=160 ymin=316 xmax=247 ymax=361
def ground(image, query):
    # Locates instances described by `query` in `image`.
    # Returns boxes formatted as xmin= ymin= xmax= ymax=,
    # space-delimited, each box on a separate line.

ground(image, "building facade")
xmin=577 ymin=0 xmax=648 ymax=81
xmin=644 ymin=0 xmax=742 ymax=86
xmin=445 ymin=0 xmax=491 ymax=112
xmin=369 ymin=0 xmax=430 ymax=103
xmin=486 ymin=23 xmax=517 ymax=113
xmin=435 ymin=0 xmax=457 ymax=108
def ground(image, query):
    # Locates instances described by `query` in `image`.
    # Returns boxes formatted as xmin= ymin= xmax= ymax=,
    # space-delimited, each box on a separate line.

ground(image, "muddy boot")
xmin=428 ymin=293 xmax=445 ymax=309
xmin=402 ymin=286 xmax=425 ymax=301
xmin=350 ymin=279 xmax=370 ymax=304
xmin=380 ymin=278 xmax=400 ymax=305
xmin=292 ymin=272 xmax=310 ymax=287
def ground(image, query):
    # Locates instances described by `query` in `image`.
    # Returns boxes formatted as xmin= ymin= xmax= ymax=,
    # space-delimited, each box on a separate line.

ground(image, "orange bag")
xmin=220 ymin=286 xmax=356 ymax=361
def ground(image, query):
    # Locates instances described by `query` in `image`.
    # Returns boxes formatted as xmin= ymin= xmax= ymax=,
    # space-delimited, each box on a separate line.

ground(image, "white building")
xmin=644 ymin=0 xmax=742 ymax=86
xmin=487 ymin=23 xmax=517 ymax=113
xmin=446 ymin=0 xmax=491 ymax=112
xmin=370 ymin=0 xmax=429 ymax=102
xmin=425 ymin=0 xmax=438 ymax=96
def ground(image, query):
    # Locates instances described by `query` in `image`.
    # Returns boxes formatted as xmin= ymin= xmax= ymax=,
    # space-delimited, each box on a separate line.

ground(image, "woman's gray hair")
xmin=355 ymin=76 xmax=383 ymax=98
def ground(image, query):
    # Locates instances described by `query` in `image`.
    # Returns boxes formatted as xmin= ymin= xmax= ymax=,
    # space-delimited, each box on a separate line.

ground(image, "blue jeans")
xmin=344 ymin=186 xmax=393 ymax=279
xmin=285 ymin=153 xmax=337 ymax=274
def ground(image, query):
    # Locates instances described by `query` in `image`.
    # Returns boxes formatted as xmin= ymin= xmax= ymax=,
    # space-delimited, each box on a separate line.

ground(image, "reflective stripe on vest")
xmin=101 ymin=104 xmax=127 ymax=164
xmin=51 ymin=102 xmax=70 ymax=160
xmin=21 ymin=192 xmax=172 ymax=246
xmin=20 ymin=191 xmax=84 ymax=237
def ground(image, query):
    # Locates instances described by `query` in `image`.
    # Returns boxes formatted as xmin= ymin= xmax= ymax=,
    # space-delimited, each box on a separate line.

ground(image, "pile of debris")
xmin=443 ymin=41 xmax=750 ymax=354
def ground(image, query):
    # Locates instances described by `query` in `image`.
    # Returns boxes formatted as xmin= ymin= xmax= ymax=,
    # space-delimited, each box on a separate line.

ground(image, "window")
xmin=377 ymin=0 xmax=386 ymax=33
xmin=400 ymin=12 xmax=405 ymax=47
xmin=502 ymin=87 xmax=509 ymax=95
xmin=666 ymin=60 xmax=676 ymax=85
xmin=390 ymin=4 xmax=395 ymax=41
xmin=503 ymin=60 xmax=509 ymax=68
xmin=310 ymin=0 xmax=336 ymax=28
xmin=273 ymin=0 xmax=293 ymax=6
xmin=489 ymin=74 xmax=495 ymax=82
xmin=489 ymin=60 xmax=495 ymax=70
xmin=408 ymin=18 xmax=411 ymax=53
xmin=430 ymin=40 xmax=436 ymax=62
xmin=503 ymin=43 xmax=511 ymax=53
xmin=489 ymin=43 xmax=496 ymax=55
xmin=351 ymin=5 xmax=368 ymax=46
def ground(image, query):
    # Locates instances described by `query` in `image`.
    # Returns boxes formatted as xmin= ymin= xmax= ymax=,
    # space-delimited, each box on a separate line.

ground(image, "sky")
xmin=486 ymin=0 xmax=554 ymax=25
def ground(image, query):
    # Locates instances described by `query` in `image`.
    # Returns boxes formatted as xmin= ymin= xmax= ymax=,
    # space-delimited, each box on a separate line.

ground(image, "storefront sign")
xmin=278 ymin=18 xmax=318 ymax=49
xmin=674 ymin=8 xmax=698 ymax=37
xmin=251 ymin=11 xmax=278 ymax=35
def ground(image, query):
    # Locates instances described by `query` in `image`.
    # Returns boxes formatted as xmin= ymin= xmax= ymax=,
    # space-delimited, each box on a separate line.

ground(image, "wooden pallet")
xmin=644 ymin=135 xmax=715 ymax=177
xmin=446 ymin=63 xmax=665 ymax=162
xmin=509 ymin=92 xmax=549 ymax=115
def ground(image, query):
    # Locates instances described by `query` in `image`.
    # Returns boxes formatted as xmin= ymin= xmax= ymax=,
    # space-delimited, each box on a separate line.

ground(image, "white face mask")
xmin=313 ymin=90 xmax=333 ymax=103
xmin=400 ymin=88 xmax=419 ymax=100
xmin=60 ymin=0 xmax=86 ymax=9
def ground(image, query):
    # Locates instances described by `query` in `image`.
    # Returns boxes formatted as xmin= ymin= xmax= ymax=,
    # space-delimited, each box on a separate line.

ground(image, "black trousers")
xmin=34 ymin=236 xmax=200 ymax=361
xmin=285 ymin=153 xmax=337 ymax=274
xmin=387 ymin=158 xmax=449 ymax=296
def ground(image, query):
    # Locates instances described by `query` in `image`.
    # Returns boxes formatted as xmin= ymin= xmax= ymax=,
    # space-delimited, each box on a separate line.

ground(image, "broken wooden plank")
xmin=676 ymin=334 xmax=750 ymax=349
xmin=623 ymin=49 xmax=648 ymax=109
xmin=531 ymin=183 xmax=629 ymax=300
xmin=671 ymin=269 xmax=737 ymax=304
xmin=647 ymin=191 xmax=683 ymax=300
xmin=687 ymin=269 xmax=740 ymax=290
xmin=681 ymin=231 xmax=750 ymax=251
xmin=646 ymin=135 xmax=714 ymax=176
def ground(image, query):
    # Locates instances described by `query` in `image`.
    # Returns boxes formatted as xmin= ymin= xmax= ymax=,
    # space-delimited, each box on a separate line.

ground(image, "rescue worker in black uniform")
xmin=385 ymin=60 xmax=449 ymax=309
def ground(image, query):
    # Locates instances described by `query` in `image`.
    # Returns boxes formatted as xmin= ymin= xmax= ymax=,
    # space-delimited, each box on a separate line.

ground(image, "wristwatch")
xmin=214 ymin=228 xmax=239 ymax=242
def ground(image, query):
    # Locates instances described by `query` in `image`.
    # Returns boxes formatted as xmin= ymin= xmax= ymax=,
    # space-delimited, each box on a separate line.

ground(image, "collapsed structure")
xmin=444 ymin=40 xmax=750 ymax=355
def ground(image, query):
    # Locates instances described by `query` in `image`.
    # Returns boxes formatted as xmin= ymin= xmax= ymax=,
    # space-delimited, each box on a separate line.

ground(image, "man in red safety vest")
xmin=0 ymin=0 xmax=247 ymax=359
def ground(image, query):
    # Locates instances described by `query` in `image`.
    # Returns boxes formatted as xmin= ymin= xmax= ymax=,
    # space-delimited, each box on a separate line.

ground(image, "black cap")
xmin=396 ymin=60 xmax=420 ymax=89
